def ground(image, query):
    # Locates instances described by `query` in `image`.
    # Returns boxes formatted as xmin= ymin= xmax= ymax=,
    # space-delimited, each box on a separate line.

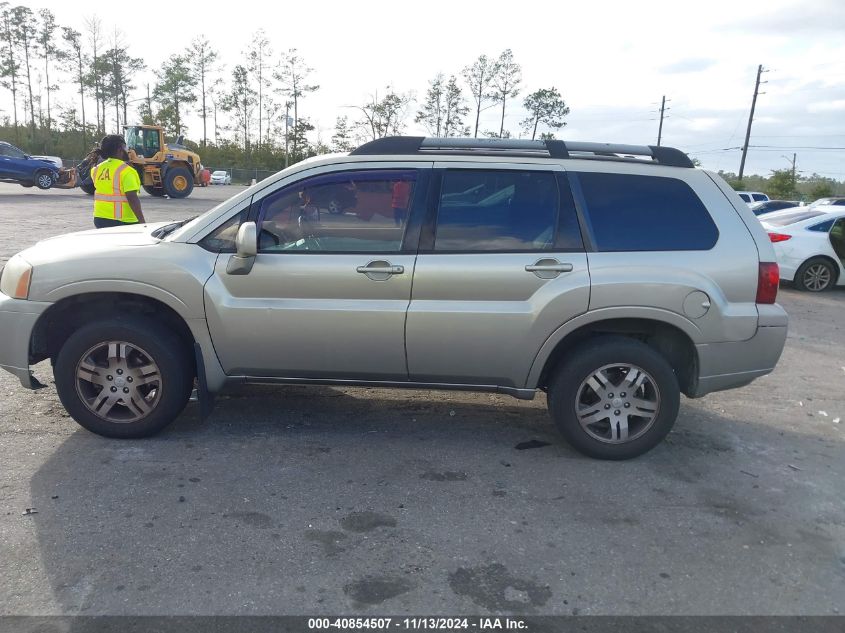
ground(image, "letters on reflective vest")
xmin=94 ymin=162 xmax=130 ymax=220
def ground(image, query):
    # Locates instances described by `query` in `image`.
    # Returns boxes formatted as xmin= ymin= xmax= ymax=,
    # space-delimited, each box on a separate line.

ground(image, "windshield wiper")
xmin=152 ymin=216 xmax=197 ymax=239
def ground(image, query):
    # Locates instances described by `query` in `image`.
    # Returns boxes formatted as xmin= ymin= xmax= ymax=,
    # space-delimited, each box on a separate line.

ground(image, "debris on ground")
xmin=22 ymin=508 xmax=37 ymax=515
xmin=818 ymin=411 xmax=828 ymax=417
xmin=740 ymin=470 xmax=759 ymax=478
xmin=515 ymin=440 xmax=551 ymax=450
xmin=787 ymin=464 xmax=802 ymax=472
xmin=833 ymin=418 xmax=841 ymax=424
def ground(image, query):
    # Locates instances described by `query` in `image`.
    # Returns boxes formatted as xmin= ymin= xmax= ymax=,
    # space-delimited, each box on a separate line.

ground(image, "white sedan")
xmin=210 ymin=170 xmax=231 ymax=185
xmin=761 ymin=206 xmax=845 ymax=291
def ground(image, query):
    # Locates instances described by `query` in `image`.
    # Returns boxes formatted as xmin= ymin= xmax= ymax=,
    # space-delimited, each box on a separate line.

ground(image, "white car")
xmin=737 ymin=191 xmax=769 ymax=205
xmin=211 ymin=170 xmax=231 ymax=185
xmin=761 ymin=206 xmax=845 ymax=291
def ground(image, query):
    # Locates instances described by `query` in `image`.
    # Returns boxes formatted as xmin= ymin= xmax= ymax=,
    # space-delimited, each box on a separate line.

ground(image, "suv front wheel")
xmin=547 ymin=336 xmax=680 ymax=460
xmin=54 ymin=317 xmax=194 ymax=438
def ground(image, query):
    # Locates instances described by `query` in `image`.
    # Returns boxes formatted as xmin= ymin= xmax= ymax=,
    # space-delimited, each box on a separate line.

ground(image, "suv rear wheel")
xmin=547 ymin=336 xmax=680 ymax=460
xmin=54 ymin=316 xmax=194 ymax=438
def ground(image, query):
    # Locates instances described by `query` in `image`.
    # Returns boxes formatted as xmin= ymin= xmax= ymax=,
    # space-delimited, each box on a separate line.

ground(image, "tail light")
xmin=757 ymin=262 xmax=780 ymax=304
xmin=768 ymin=232 xmax=792 ymax=243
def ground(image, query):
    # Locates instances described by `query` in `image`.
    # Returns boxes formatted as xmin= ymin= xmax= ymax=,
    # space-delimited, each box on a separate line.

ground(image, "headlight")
xmin=0 ymin=254 xmax=33 ymax=299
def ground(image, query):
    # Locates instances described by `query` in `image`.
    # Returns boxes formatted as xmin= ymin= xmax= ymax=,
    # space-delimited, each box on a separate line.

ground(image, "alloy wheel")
xmin=803 ymin=264 xmax=831 ymax=291
xmin=75 ymin=341 xmax=162 ymax=423
xmin=575 ymin=363 xmax=660 ymax=443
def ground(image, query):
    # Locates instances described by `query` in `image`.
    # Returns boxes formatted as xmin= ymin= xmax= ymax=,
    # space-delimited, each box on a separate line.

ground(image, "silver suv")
xmin=0 ymin=137 xmax=788 ymax=459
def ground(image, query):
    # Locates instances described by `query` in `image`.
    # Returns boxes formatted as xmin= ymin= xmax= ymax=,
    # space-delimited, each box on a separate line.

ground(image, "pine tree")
xmin=521 ymin=87 xmax=569 ymax=140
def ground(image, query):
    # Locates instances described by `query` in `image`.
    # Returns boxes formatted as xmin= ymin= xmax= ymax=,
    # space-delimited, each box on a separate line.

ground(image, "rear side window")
xmin=752 ymin=193 xmax=768 ymax=202
xmin=738 ymin=193 xmax=751 ymax=202
xmin=807 ymin=219 xmax=835 ymax=232
xmin=576 ymin=172 xmax=718 ymax=251
xmin=434 ymin=170 xmax=567 ymax=251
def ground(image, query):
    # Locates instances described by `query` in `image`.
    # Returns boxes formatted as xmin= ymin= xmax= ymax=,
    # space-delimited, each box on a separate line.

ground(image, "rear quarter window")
xmin=576 ymin=172 xmax=719 ymax=251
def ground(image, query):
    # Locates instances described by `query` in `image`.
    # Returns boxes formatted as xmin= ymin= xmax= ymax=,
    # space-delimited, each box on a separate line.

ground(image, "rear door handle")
xmin=525 ymin=259 xmax=573 ymax=279
xmin=525 ymin=263 xmax=573 ymax=273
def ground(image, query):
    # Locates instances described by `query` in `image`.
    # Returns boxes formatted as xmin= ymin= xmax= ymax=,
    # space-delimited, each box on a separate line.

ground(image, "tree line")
xmin=0 ymin=4 xmax=570 ymax=168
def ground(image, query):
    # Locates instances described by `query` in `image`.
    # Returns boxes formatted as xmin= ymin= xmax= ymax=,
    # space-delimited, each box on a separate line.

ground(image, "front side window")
xmin=577 ymin=172 xmax=718 ymax=252
xmin=434 ymin=170 xmax=560 ymax=251
xmin=258 ymin=170 xmax=416 ymax=253
xmin=752 ymin=193 xmax=769 ymax=202
xmin=199 ymin=209 xmax=248 ymax=252
xmin=0 ymin=143 xmax=26 ymax=159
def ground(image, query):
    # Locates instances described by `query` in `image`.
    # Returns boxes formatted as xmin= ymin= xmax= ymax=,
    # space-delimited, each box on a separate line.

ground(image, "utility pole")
xmin=657 ymin=95 xmax=669 ymax=146
xmin=284 ymin=101 xmax=291 ymax=168
xmin=783 ymin=153 xmax=798 ymax=196
xmin=738 ymin=64 xmax=767 ymax=181
xmin=145 ymin=83 xmax=152 ymax=123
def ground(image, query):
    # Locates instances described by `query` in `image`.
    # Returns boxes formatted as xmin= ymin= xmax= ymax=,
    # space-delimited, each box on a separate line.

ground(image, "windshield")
xmin=213 ymin=171 xmax=227 ymax=176
xmin=764 ymin=211 xmax=826 ymax=227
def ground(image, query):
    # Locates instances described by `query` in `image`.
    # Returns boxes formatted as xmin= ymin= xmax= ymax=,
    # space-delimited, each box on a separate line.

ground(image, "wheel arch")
xmin=528 ymin=311 xmax=700 ymax=398
xmin=30 ymin=292 xmax=196 ymax=368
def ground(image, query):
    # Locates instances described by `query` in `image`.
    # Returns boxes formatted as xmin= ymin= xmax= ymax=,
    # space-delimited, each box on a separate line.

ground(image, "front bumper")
xmin=0 ymin=293 xmax=51 ymax=388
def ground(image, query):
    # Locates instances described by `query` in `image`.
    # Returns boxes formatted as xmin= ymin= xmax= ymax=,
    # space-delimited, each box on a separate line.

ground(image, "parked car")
xmin=0 ymin=137 xmax=788 ymax=460
xmin=736 ymin=191 xmax=770 ymax=205
xmin=761 ymin=206 xmax=845 ymax=291
xmin=0 ymin=141 xmax=58 ymax=189
xmin=808 ymin=197 xmax=845 ymax=208
xmin=211 ymin=170 xmax=231 ymax=185
xmin=749 ymin=200 xmax=799 ymax=216
xmin=31 ymin=155 xmax=63 ymax=169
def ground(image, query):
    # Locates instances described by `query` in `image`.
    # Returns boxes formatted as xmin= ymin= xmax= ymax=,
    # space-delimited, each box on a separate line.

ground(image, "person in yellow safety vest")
xmin=91 ymin=134 xmax=146 ymax=228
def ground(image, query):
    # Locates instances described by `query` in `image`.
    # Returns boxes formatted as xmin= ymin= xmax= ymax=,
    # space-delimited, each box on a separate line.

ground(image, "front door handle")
xmin=525 ymin=263 xmax=573 ymax=273
xmin=356 ymin=264 xmax=404 ymax=275
xmin=356 ymin=260 xmax=404 ymax=281
xmin=525 ymin=259 xmax=573 ymax=279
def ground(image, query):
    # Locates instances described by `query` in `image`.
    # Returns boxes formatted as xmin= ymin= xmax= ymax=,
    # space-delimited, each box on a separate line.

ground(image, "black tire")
xmin=547 ymin=336 xmax=680 ymax=460
xmin=143 ymin=184 xmax=166 ymax=197
xmin=34 ymin=169 xmax=55 ymax=190
xmin=53 ymin=316 xmax=194 ymax=439
xmin=79 ymin=179 xmax=95 ymax=195
xmin=794 ymin=257 xmax=836 ymax=292
xmin=163 ymin=166 xmax=194 ymax=199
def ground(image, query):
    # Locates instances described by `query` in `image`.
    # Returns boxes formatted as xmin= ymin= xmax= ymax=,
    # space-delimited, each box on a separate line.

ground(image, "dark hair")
xmin=99 ymin=134 xmax=126 ymax=159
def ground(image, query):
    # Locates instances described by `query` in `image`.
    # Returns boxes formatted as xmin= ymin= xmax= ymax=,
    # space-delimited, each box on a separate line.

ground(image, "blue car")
xmin=0 ymin=141 xmax=58 ymax=189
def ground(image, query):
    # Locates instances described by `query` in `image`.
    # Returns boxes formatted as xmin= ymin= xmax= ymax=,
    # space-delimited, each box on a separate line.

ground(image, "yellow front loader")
xmin=56 ymin=125 xmax=202 ymax=199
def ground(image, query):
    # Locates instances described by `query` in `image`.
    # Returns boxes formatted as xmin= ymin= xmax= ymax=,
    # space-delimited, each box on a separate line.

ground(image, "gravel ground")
xmin=0 ymin=182 xmax=843 ymax=616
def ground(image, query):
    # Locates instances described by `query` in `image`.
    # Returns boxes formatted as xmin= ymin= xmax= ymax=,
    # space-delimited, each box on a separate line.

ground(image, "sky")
xmin=8 ymin=0 xmax=845 ymax=179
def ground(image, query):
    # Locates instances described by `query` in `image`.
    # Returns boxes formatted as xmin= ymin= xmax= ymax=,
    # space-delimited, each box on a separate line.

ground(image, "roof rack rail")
xmin=349 ymin=136 xmax=695 ymax=168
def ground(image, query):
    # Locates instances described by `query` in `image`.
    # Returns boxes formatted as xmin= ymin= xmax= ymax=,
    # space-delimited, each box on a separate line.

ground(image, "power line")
xmin=749 ymin=145 xmax=845 ymax=150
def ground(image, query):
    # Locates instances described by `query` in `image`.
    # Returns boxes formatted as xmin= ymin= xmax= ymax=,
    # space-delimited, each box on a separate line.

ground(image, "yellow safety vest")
xmin=92 ymin=158 xmax=141 ymax=222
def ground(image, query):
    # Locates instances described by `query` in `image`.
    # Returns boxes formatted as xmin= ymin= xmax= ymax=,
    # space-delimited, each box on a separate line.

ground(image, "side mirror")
xmin=235 ymin=222 xmax=257 ymax=257
xmin=227 ymin=222 xmax=257 ymax=275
